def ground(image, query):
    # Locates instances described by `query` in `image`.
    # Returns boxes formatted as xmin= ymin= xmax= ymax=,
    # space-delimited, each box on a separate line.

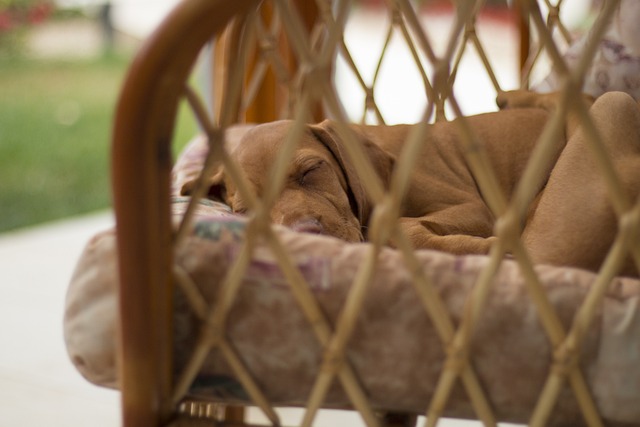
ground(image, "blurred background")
xmin=0 ymin=0 xmax=197 ymax=233
xmin=0 ymin=3 xmax=189 ymax=426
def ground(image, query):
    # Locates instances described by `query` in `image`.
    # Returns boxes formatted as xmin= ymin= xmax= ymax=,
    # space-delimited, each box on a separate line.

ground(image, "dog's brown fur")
xmin=182 ymin=91 xmax=640 ymax=276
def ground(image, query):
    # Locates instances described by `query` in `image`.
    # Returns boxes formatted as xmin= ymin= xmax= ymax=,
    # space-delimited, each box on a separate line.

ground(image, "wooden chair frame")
xmin=110 ymin=0 xmax=636 ymax=426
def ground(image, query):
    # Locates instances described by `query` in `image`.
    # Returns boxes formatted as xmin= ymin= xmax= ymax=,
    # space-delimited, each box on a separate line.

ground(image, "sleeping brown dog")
xmin=181 ymin=91 xmax=640 ymax=276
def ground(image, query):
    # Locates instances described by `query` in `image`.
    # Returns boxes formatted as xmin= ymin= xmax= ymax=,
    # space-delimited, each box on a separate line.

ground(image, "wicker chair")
xmin=87 ymin=0 xmax=640 ymax=425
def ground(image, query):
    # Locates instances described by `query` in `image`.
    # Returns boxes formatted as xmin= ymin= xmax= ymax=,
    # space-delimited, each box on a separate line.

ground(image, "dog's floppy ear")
xmin=309 ymin=120 xmax=395 ymax=227
xmin=178 ymin=166 xmax=227 ymax=202
xmin=174 ymin=125 xmax=257 ymax=203
xmin=172 ymin=134 xmax=229 ymax=202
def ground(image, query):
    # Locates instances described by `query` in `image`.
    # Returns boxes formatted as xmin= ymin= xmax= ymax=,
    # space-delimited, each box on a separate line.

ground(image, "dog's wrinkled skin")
xmin=182 ymin=91 xmax=640 ymax=276
xmin=222 ymin=122 xmax=368 ymax=243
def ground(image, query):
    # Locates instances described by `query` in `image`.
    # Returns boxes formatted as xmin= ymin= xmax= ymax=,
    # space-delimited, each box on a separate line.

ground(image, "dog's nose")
xmin=290 ymin=218 xmax=324 ymax=235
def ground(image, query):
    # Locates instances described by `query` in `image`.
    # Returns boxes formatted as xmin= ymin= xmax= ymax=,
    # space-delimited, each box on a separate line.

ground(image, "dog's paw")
xmin=497 ymin=90 xmax=594 ymax=112
xmin=496 ymin=90 xmax=541 ymax=110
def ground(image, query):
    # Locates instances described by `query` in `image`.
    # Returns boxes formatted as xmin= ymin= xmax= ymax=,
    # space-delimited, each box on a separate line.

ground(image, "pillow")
xmin=534 ymin=0 xmax=640 ymax=101
xmin=64 ymin=198 xmax=640 ymax=424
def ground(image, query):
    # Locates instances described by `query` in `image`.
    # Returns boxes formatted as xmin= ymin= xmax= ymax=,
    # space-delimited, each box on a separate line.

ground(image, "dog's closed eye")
xmin=297 ymin=161 xmax=325 ymax=187
xmin=231 ymin=202 xmax=248 ymax=215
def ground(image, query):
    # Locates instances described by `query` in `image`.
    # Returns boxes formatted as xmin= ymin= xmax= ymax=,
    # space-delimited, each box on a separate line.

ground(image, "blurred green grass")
xmin=0 ymin=55 xmax=198 ymax=232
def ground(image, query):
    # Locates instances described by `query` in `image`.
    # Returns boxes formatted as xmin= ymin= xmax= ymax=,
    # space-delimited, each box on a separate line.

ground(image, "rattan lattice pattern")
xmin=111 ymin=0 xmax=639 ymax=426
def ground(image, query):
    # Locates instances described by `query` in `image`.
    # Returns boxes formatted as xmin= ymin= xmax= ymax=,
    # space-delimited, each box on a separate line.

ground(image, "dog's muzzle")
xmin=290 ymin=218 xmax=324 ymax=235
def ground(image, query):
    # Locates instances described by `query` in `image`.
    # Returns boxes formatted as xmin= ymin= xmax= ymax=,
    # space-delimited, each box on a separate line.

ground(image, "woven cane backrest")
xmin=111 ymin=0 xmax=639 ymax=426
xmin=208 ymin=0 xmax=515 ymax=126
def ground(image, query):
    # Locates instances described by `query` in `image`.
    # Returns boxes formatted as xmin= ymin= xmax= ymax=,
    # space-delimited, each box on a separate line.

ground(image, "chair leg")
xmin=222 ymin=405 xmax=246 ymax=424
xmin=381 ymin=412 xmax=418 ymax=427
xmin=172 ymin=402 xmax=246 ymax=426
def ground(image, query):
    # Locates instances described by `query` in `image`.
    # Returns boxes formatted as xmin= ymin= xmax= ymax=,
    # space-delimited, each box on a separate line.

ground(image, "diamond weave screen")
xmin=109 ymin=0 xmax=640 ymax=426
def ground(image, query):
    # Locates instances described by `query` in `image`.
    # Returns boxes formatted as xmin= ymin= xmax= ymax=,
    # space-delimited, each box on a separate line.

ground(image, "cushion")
xmin=64 ymin=197 xmax=640 ymax=425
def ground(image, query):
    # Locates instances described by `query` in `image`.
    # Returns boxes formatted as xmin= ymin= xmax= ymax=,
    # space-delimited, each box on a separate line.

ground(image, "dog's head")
xmin=180 ymin=120 xmax=395 ymax=242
